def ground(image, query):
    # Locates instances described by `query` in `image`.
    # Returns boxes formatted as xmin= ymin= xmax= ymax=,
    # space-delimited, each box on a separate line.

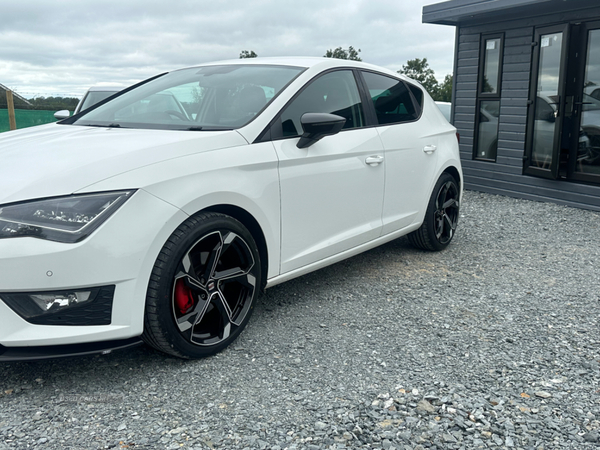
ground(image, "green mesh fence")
xmin=0 ymin=109 xmax=58 ymax=133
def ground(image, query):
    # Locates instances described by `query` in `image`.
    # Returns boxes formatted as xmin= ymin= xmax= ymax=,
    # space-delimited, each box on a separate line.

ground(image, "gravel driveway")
xmin=0 ymin=191 xmax=599 ymax=450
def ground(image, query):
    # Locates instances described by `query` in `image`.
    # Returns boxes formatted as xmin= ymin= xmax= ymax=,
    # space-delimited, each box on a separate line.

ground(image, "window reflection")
xmin=482 ymin=38 xmax=501 ymax=94
xmin=530 ymin=32 xmax=562 ymax=169
xmin=476 ymin=100 xmax=500 ymax=160
xmin=362 ymin=72 xmax=420 ymax=125
xmin=475 ymin=34 xmax=503 ymax=161
xmin=579 ymin=29 xmax=600 ymax=175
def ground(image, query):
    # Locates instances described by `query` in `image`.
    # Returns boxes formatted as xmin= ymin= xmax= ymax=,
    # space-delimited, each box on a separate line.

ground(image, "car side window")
xmin=279 ymin=70 xmax=364 ymax=137
xmin=362 ymin=71 xmax=420 ymax=125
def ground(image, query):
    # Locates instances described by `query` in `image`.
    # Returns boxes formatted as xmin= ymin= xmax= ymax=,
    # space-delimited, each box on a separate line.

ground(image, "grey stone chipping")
xmin=0 ymin=190 xmax=599 ymax=449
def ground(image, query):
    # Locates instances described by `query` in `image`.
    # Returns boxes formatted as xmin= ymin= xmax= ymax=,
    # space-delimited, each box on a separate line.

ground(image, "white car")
xmin=54 ymin=86 xmax=121 ymax=120
xmin=0 ymin=57 xmax=462 ymax=360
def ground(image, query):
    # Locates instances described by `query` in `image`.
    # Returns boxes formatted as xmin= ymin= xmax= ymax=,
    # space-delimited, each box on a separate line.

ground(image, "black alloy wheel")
xmin=408 ymin=173 xmax=460 ymax=251
xmin=143 ymin=212 xmax=261 ymax=358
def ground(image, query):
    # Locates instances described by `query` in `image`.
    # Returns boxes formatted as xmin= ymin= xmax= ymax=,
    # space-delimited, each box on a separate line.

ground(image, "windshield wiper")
xmin=83 ymin=123 xmax=122 ymax=128
xmin=186 ymin=126 xmax=234 ymax=131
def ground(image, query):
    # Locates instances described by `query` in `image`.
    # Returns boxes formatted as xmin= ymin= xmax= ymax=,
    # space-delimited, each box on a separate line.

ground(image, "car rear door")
xmin=359 ymin=71 xmax=440 ymax=234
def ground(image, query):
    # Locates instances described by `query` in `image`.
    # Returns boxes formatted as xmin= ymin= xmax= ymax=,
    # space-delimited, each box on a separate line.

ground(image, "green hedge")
xmin=0 ymin=109 xmax=58 ymax=133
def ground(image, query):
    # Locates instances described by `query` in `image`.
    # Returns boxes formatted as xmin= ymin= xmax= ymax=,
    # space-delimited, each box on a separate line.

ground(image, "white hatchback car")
xmin=0 ymin=57 xmax=462 ymax=360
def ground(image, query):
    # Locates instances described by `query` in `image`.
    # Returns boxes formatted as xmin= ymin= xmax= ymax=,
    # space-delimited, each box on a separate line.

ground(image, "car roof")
xmin=173 ymin=57 xmax=412 ymax=83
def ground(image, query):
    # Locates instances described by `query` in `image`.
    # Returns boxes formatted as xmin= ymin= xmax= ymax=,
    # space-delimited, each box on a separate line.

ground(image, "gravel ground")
xmin=0 ymin=191 xmax=599 ymax=450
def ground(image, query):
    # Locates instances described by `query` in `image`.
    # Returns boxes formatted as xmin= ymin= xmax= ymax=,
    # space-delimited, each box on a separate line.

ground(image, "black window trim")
xmin=473 ymin=32 xmax=505 ymax=162
xmin=354 ymin=69 xmax=379 ymax=126
xmin=255 ymin=67 xmax=369 ymax=144
xmin=356 ymin=69 xmax=424 ymax=126
xmin=478 ymin=33 xmax=504 ymax=97
xmin=254 ymin=68 xmax=424 ymax=144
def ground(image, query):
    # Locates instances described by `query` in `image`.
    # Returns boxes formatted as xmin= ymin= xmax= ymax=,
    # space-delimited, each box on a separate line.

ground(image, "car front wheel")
xmin=408 ymin=173 xmax=460 ymax=251
xmin=143 ymin=212 xmax=261 ymax=358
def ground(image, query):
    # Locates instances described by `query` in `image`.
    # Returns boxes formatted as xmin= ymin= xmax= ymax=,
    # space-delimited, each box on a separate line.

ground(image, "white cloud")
xmin=0 ymin=0 xmax=455 ymax=98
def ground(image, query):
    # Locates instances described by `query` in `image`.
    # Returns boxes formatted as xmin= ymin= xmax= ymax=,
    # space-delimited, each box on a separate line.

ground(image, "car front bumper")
xmin=0 ymin=337 xmax=143 ymax=362
xmin=0 ymin=189 xmax=187 ymax=349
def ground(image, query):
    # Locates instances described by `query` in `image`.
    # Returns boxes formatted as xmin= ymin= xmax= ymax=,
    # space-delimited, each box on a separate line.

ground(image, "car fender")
xmin=81 ymin=142 xmax=281 ymax=280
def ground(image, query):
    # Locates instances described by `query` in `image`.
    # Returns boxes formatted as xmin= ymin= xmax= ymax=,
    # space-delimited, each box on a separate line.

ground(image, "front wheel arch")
xmin=203 ymin=204 xmax=269 ymax=292
xmin=442 ymin=166 xmax=461 ymax=194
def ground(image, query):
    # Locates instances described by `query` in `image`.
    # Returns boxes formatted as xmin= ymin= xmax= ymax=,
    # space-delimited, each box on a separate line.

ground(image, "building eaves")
xmin=423 ymin=0 xmax=593 ymax=25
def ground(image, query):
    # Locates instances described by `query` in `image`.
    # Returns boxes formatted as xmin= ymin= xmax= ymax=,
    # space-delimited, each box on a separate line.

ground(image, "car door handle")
xmin=423 ymin=145 xmax=437 ymax=154
xmin=365 ymin=155 xmax=384 ymax=166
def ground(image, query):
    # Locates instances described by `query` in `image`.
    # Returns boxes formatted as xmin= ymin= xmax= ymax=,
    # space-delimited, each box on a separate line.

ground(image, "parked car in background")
xmin=435 ymin=101 xmax=451 ymax=122
xmin=54 ymin=86 xmax=121 ymax=119
xmin=0 ymin=57 xmax=462 ymax=361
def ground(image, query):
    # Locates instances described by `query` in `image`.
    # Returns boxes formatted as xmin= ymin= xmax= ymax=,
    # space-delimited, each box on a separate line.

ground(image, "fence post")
xmin=6 ymin=90 xmax=17 ymax=130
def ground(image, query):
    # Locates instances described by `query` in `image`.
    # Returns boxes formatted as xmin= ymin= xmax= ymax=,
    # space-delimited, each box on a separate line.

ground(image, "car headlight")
xmin=0 ymin=191 xmax=135 ymax=243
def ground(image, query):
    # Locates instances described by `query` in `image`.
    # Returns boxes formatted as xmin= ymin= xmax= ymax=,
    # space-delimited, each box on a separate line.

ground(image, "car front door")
xmin=270 ymin=70 xmax=385 ymax=274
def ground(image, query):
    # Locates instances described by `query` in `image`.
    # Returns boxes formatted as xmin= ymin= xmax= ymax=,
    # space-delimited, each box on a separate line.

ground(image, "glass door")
xmin=567 ymin=22 xmax=600 ymax=184
xmin=524 ymin=25 xmax=569 ymax=179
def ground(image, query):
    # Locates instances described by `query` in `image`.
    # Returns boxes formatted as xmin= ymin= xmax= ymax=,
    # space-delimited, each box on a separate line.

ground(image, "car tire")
xmin=142 ymin=212 xmax=261 ymax=359
xmin=408 ymin=173 xmax=460 ymax=252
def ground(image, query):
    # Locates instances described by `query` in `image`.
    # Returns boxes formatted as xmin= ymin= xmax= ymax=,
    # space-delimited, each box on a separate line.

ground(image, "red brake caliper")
xmin=174 ymin=279 xmax=196 ymax=315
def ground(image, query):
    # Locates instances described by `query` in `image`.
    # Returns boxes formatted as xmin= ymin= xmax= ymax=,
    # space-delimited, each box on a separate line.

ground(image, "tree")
xmin=239 ymin=50 xmax=258 ymax=59
xmin=399 ymin=58 xmax=453 ymax=102
xmin=398 ymin=58 xmax=439 ymax=96
xmin=27 ymin=96 xmax=79 ymax=111
xmin=437 ymin=74 xmax=453 ymax=103
xmin=324 ymin=46 xmax=362 ymax=61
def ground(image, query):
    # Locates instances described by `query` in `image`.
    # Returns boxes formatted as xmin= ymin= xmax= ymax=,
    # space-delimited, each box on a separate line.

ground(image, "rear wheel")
xmin=408 ymin=173 xmax=460 ymax=251
xmin=143 ymin=212 xmax=261 ymax=358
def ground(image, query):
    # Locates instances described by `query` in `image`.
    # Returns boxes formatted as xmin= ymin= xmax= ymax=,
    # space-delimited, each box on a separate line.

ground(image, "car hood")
xmin=0 ymin=124 xmax=248 ymax=204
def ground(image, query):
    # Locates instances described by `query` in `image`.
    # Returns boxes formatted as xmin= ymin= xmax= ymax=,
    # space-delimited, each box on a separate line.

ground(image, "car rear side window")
xmin=280 ymin=70 xmax=365 ymax=137
xmin=407 ymin=83 xmax=423 ymax=109
xmin=362 ymin=71 xmax=420 ymax=125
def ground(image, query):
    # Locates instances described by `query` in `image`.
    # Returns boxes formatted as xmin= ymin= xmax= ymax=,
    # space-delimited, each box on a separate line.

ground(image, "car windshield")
xmin=70 ymin=65 xmax=305 ymax=130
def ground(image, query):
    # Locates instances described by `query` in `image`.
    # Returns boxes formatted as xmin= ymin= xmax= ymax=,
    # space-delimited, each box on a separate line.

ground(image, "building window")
xmin=474 ymin=34 xmax=504 ymax=161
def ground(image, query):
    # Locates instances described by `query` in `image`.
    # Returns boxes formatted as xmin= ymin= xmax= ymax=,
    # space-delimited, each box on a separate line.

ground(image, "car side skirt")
xmin=265 ymin=222 xmax=422 ymax=289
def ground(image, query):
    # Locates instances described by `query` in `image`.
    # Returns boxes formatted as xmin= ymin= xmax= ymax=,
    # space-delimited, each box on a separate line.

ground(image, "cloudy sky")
xmin=0 ymin=0 xmax=455 ymax=99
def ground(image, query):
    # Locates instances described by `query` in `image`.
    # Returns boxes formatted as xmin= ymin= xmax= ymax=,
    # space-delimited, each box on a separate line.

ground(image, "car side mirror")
xmin=544 ymin=111 xmax=556 ymax=123
xmin=54 ymin=110 xmax=71 ymax=120
xmin=297 ymin=113 xmax=346 ymax=148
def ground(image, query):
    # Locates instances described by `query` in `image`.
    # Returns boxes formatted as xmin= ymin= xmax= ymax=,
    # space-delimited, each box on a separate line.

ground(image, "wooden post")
xmin=6 ymin=90 xmax=17 ymax=131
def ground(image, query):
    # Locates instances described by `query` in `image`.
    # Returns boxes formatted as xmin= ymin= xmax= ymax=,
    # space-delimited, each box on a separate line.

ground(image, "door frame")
xmin=524 ymin=23 xmax=570 ymax=179
xmin=565 ymin=21 xmax=600 ymax=185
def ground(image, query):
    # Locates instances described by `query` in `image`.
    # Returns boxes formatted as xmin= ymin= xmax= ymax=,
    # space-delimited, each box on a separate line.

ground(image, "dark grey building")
xmin=424 ymin=0 xmax=600 ymax=210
